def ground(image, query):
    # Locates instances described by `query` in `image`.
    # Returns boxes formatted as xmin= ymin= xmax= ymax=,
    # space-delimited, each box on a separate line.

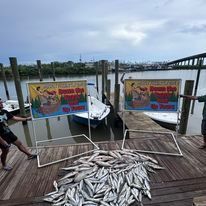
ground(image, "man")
xmin=180 ymin=94 xmax=206 ymax=149
xmin=0 ymin=98 xmax=37 ymax=171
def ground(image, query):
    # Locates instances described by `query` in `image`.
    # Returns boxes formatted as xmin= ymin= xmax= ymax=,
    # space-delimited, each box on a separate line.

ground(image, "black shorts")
xmin=201 ymin=120 xmax=206 ymax=135
xmin=0 ymin=132 xmax=18 ymax=149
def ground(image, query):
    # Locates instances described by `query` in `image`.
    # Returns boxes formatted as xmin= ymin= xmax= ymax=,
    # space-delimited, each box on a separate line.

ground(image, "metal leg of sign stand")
xmin=121 ymin=128 xmax=183 ymax=156
xmin=36 ymin=134 xmax=99 ymax=168
xmin=31 ymin=120 xmax=41 ymax=166
xmin=122 ymin=91 xmax=126 ymax=143
xmin=121 ymin=109 xmax=183 ymax=156
xmin=87 ymin=97 xmax=92 ymax=140
xmin=31 ymin=114 xmax=99 ymax=168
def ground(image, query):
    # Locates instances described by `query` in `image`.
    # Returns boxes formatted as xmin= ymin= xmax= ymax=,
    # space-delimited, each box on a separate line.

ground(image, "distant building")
xmin=85 ymin=62 xmax=95 ymax=68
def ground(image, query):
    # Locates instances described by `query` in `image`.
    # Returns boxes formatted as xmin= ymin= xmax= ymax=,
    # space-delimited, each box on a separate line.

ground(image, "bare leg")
xmin=12 ymin=139 xmax=32 ymax=156
xmin=1 ymin=148 xmax=9 ymax=167
xmin=199 ymin=135 xmax=206 ymax=149
xmin=203 ymin=135 xmax=206 ymax=146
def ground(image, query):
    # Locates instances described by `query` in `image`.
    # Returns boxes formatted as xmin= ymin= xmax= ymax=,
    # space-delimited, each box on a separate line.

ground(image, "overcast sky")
xmin=1 ymin=0 xmax=206 ymax=65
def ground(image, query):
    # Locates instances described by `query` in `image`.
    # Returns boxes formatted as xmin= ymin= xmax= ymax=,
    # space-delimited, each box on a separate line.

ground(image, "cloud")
xmin=110 ymin=20 xmax=165 ymax=46
xmin=179 ymin=23 xmax=206 ymax=34
xmin=111 ymin=28 xmax=146 ymax=46
xmin=0 ymin=0 xmax=206 ymax=64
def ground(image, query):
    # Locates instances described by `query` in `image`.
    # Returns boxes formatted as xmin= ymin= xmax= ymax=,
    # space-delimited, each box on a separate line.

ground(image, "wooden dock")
xmin=0 ymin=94 xmax=205 ymax=205
xmin=1 ymin=134 xmax=206 ymax=205
xmin=110 ymin=93 xmax=172 ymax=138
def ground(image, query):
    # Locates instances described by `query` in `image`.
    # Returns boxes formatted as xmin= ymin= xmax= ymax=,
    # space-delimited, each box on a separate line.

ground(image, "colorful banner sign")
xmin=124 ymin=79 xmax=180 ymax=112
xmin=28 ymin=80 xmax=88 ymax=119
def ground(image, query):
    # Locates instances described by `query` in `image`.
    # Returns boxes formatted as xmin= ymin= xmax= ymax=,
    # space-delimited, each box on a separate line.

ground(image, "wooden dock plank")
xmin=1 ymin=135 xmax=206 ymax=205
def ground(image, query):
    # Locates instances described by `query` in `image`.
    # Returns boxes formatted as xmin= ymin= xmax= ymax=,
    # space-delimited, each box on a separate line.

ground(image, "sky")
xmin=0 ymin=0 xmax=206 ymax=65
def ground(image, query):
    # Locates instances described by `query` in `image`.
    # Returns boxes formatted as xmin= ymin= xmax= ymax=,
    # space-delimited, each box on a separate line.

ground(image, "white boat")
xmin=143 ymin=112 xmax=179 ymax=131
xmin=73 ymin=96 xmax=110 ymax=128
xmin=3 ymin=100 xmax=30 ymax=114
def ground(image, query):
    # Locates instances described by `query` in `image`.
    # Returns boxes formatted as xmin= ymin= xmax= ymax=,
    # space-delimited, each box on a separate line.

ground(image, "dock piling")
xmin=179 ymin=80 xmax=194 ymax=134
xmin=101 ymin=60 xmax=106 ymax=102
xmin=37 ymin=60 xmax=43 ymax=81
xmin=95 ymin=62 xmax=99 ymax=93
xmin=51 ymin=62 xmax=56 ymax=81
xmin=114 ymin=60 xmax=120 ymax=113
xmin=191 ymin=59 xmax=203 ymax=114
xmin=9 ymin=57 xmax=26 ymax=119
xmin=0 ymin=63 xmax=10 ymax=100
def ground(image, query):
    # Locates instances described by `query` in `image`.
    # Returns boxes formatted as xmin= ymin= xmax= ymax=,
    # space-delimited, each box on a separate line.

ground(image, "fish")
xmin=44 ymin=149 xmax=163 ymax=206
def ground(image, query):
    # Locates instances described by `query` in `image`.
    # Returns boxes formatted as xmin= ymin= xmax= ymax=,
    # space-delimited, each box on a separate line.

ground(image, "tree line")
xmin=0 ymin=61 xmax=97 ymax=78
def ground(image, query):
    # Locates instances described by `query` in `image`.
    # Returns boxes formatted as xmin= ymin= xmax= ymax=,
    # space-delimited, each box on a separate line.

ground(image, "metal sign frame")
xmin=122 ymin=78 xmax=183 ymax=157
xmin=121 ymin=129 xmax=183 ymax=156
xmin=35 ymin=134 xmax=99 ymax=168
xmin=27 ymin=80 xmax=99 ymax=167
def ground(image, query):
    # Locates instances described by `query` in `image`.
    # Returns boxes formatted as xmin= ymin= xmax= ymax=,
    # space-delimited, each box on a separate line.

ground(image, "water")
xmin=8 ymin=107 xmax=123 ymax=147
xmin=1 ymin=69 xmax=206 ymax=147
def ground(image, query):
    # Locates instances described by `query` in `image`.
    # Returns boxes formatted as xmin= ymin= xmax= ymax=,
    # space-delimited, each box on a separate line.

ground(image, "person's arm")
xmin=179 ymin=94 xmax=198 ymax=100
xmin=12 ymin=116 xmax=32 ymax=121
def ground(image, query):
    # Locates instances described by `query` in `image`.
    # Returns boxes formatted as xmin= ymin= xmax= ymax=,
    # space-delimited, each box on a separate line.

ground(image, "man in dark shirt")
xmin=180 ymin=94 xmax=206 ymax=149
xmin=0 ymin=98 xmax=37 ymax=171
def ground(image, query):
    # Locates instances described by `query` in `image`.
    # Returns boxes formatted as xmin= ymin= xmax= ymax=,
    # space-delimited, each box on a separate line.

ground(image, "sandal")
xmin=3 ymin=165 xmax=13 ymax=171
xmin=28 ymin=154 xmax=37 ymax=160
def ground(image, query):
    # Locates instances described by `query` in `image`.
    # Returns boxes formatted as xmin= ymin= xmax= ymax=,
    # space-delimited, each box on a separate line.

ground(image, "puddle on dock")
xmin=9 ymin=107 xmax=124 ymax=147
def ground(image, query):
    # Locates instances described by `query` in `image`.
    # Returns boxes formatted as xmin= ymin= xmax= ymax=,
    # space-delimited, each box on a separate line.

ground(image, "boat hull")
xmin=72 ymin=96 xmax=110 ymax=128
xmin=72 ymin=115 xmax=104 ymax=128
xmin=150 ymin=119 xmax=176 ymax=131
xmin=3 ymin=100 xmax=30 ymax=115
xmin=9 ymin=106 xmax=30 ymax=115
xmin=143 ymin=112 xmax=178 ymax=131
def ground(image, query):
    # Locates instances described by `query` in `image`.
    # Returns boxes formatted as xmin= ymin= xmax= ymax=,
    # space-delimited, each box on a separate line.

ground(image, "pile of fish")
xmin=44 ymin=149 xmax=164 ymax=206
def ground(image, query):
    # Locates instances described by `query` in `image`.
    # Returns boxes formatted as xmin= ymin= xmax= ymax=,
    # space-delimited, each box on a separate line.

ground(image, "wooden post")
xmin=37 ymin=60 xmax=43 ymax=81
xmin=179 ymin=80 xmax=194 ymax=134
xmin=101 ymin=60 xmax=106 ymax=102
xmin=0 ymin=63 xmax=10 ymax=100
xmin=191 ymin=59 xmax=203 ymax=114
xmin=51 ymin=62 xmax=56 ymax=81
xmin=46 ymin=118 xmax=52 ymax=139
xmin=106 ymin=79 xmax=111 ymax=103
xmin=114 ymin=85 xmax=120 ymax=114
xmin=115 ymin=60 xmax=119 ymax=85
xmin=23 ymin=123 xmax=32 ymax=147
xmin=9 ymin=57 xmax=26 ymax=117
xmin=36 ymin=61 xmax=53 ymax=133
xmin=105 ymin=61 xmax=108 ymax=101
xmin=114 ymin=60 xmax=120 ymax=113
xmin=95 ymin=62 xmax=99 ymax=93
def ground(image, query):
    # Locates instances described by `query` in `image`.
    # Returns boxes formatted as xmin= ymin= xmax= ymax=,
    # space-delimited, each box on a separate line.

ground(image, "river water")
xmin=0 ymin=69 xmax=205 ymax=147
